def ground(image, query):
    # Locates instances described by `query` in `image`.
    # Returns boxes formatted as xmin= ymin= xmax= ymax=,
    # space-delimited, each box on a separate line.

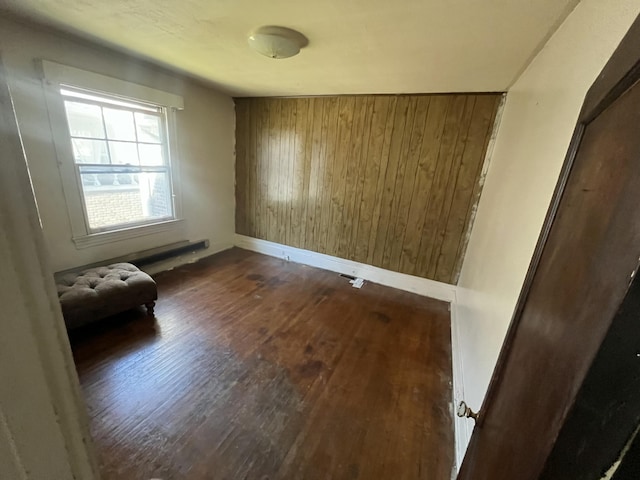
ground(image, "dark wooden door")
xmin=458 ymin=15 xmax=640 ymax=480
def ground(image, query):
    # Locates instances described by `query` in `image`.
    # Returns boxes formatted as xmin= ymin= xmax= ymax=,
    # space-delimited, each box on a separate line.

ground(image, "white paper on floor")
xmin=349 ymin=277 xmax=365 ymax=289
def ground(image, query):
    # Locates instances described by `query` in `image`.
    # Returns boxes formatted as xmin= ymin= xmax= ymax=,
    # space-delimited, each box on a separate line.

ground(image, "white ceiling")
xmin=0 ymin=0 xmax=580 ymax=96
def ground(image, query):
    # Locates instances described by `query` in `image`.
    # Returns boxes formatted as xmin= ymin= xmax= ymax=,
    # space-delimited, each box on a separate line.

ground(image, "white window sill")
xmin=72 ymin=219 xmax=184 ymax=249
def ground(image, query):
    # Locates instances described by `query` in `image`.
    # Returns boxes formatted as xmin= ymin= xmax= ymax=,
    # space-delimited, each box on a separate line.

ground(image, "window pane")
xmin=103 ymin=108 xmax=136 ymax=141
xmin=64 ymin=101 xmax=105 ymax=138
xmin=109 ymin=141 xmax=139 ymax=165
xmin=80 ymin=169 xmax=173 ymax=230
xmin=139 ymin=172 xmax=173 ymax=220
xmin=71 ymin=138 xmax=109 ymax=164
xmin=138 ymin=143 xmax=164 ymax=166
xmin=135 ymin=112 xmax=162 ymax=143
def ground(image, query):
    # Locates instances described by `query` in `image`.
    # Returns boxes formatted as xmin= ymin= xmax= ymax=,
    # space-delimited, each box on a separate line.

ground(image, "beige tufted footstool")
xmin=56 ymin=263 xmax=157 ymax=330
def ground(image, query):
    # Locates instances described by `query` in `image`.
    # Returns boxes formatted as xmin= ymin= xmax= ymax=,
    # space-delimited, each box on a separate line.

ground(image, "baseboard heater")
xmin=131 ymin=239 xmax=210 ymax=268
xmin=55 ymin=239 xmax=210 ymax=277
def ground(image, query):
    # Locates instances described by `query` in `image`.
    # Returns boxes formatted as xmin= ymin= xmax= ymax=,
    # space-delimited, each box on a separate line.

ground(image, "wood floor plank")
xmin=71 ymin=248 xmax=454 ymax=480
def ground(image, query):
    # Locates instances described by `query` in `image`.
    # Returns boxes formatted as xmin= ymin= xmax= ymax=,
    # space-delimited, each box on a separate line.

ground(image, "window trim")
xmin=40 ymin=60 xmax=184 ymax=248
xmin=72 ymin=219 xmax=184 ymax=249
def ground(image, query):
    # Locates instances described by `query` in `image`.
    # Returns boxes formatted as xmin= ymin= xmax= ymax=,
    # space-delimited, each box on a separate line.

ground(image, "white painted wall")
xmin=455 ymin=0 xmax=640 ymax=450
xmin=0 ymin=17 xmax=236 ymax=272
xmin=0 ymin=54 xmax=98 ymax=479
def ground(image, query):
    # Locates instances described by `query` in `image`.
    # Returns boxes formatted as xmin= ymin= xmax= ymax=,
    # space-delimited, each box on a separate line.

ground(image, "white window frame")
xmin=41 ymin=60 xmax=184 ymax=249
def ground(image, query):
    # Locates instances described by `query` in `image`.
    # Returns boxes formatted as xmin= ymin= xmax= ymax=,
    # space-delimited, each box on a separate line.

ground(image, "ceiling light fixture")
xmin=248 ymin=26 xmax=308 ymax=59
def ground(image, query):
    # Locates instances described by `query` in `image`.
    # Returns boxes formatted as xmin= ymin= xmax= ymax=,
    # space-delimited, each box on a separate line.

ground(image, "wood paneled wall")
xmin=235 ymin=94 xmax=501 ymax=284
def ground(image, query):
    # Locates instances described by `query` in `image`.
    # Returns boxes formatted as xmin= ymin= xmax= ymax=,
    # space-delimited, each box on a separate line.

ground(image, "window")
xmin=41 ymin=61 xmax=184 ymax=248
xmin=61 ymin=87 xmax=174 ymax=232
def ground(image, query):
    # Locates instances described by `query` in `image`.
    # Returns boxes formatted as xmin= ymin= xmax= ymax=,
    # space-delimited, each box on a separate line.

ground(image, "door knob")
xmin=457 ymin=401 xmax=479 ymax=422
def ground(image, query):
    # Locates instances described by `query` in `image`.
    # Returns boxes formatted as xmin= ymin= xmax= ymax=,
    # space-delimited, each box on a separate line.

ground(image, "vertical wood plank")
xmin=234 ymin=93 xmax=501 ymax=285
xmin=381 ymin=96 xmax=418 ymax=270
xmin=366 ymin=96 xmax=397 ymax=265
xmin=297 ymin=98 xmax=313 ymax=250
xmin=267 ymin=99 xmax=281 ymax=242
xmin=287 ymin=100 xmax=300 ymax=246
xmin=399 ymin=95 xmax=450 ymax=274
xmin=434 ymin=95 xmax=498 ymax=282
xmin=386 ymin=96 xmax=431 ymax=272
xmin=255 ymin=99 xmax=268 ymax=240
xmin=248 ymin=99 xmax=258 ymax=237
xmin=414 ymin=95 xmax=468 ymax=277
xmin=244 ymin=100 xmax=254 ymax=237
xmin=305 ymin=98 xmax=325 ymax=250
xmin=352 ymin=96 xmax=391 ymax=263
xmin=234 ymin=99 xmax=248 ymax=235
xmin=279 ymin=99 xmax=292 ymax=245
xmin=349 ymin=96 xmax=375 ymax=261
xmin=327 ymin=97 xmax=355 ymax=255
xmin=425 ymin=96 xmax=477 ymax=279
xmin=371 ymin=96 xmax=411 ymax=268
xmin=318 ymin=97 xmax=340 ymax=254
xmin=339 ymin=96 xmax=367 ymax=259
xmin=450 ymin=95 xmax=501 ymax=283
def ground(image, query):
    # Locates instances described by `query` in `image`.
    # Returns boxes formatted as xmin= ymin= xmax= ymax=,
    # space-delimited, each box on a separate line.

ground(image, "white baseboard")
xmin=234 ymin=234 xmax=457 ymax=303
xmin=234 ymin=234 xmax=468 ymax=472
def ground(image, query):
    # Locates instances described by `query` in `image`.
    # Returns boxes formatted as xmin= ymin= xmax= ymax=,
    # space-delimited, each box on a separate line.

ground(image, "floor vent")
xmin=339 ymin=273 xmax=356 ymax=280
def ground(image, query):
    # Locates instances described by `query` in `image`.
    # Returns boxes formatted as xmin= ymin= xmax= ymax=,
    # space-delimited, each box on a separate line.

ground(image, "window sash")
xmin=69 ymin=138 xmax=168 ymax=167
xmin=63 ymin=95 xmax=168 ymax=166
xmin=61 ymin=89 xmax=175 ymax=233
xmin=60 ymin=86 xmax=162 ymax=113
xmin=75 ymin=163 xmax=175 ymax=233
xmin=69 ymin=135 xmax=163 ymax=146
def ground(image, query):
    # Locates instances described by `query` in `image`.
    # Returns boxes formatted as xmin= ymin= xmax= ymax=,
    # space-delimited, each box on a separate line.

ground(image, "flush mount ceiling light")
xmin=248 ymin=26 xmax=308 ymax=59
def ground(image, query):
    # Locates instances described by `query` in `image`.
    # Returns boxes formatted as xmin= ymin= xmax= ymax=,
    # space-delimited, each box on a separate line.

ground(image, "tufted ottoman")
xmin=56 ymin=263 xmax=157 ymax=330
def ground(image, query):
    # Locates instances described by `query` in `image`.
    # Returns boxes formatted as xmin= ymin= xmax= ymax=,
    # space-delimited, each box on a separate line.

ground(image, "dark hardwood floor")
xmin=70 ymin=248 xmax=454 ymax=480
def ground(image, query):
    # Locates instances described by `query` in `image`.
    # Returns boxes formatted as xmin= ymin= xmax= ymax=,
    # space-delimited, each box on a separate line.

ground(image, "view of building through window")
xmin=61 ymin=87 xmax=174 ymax=232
